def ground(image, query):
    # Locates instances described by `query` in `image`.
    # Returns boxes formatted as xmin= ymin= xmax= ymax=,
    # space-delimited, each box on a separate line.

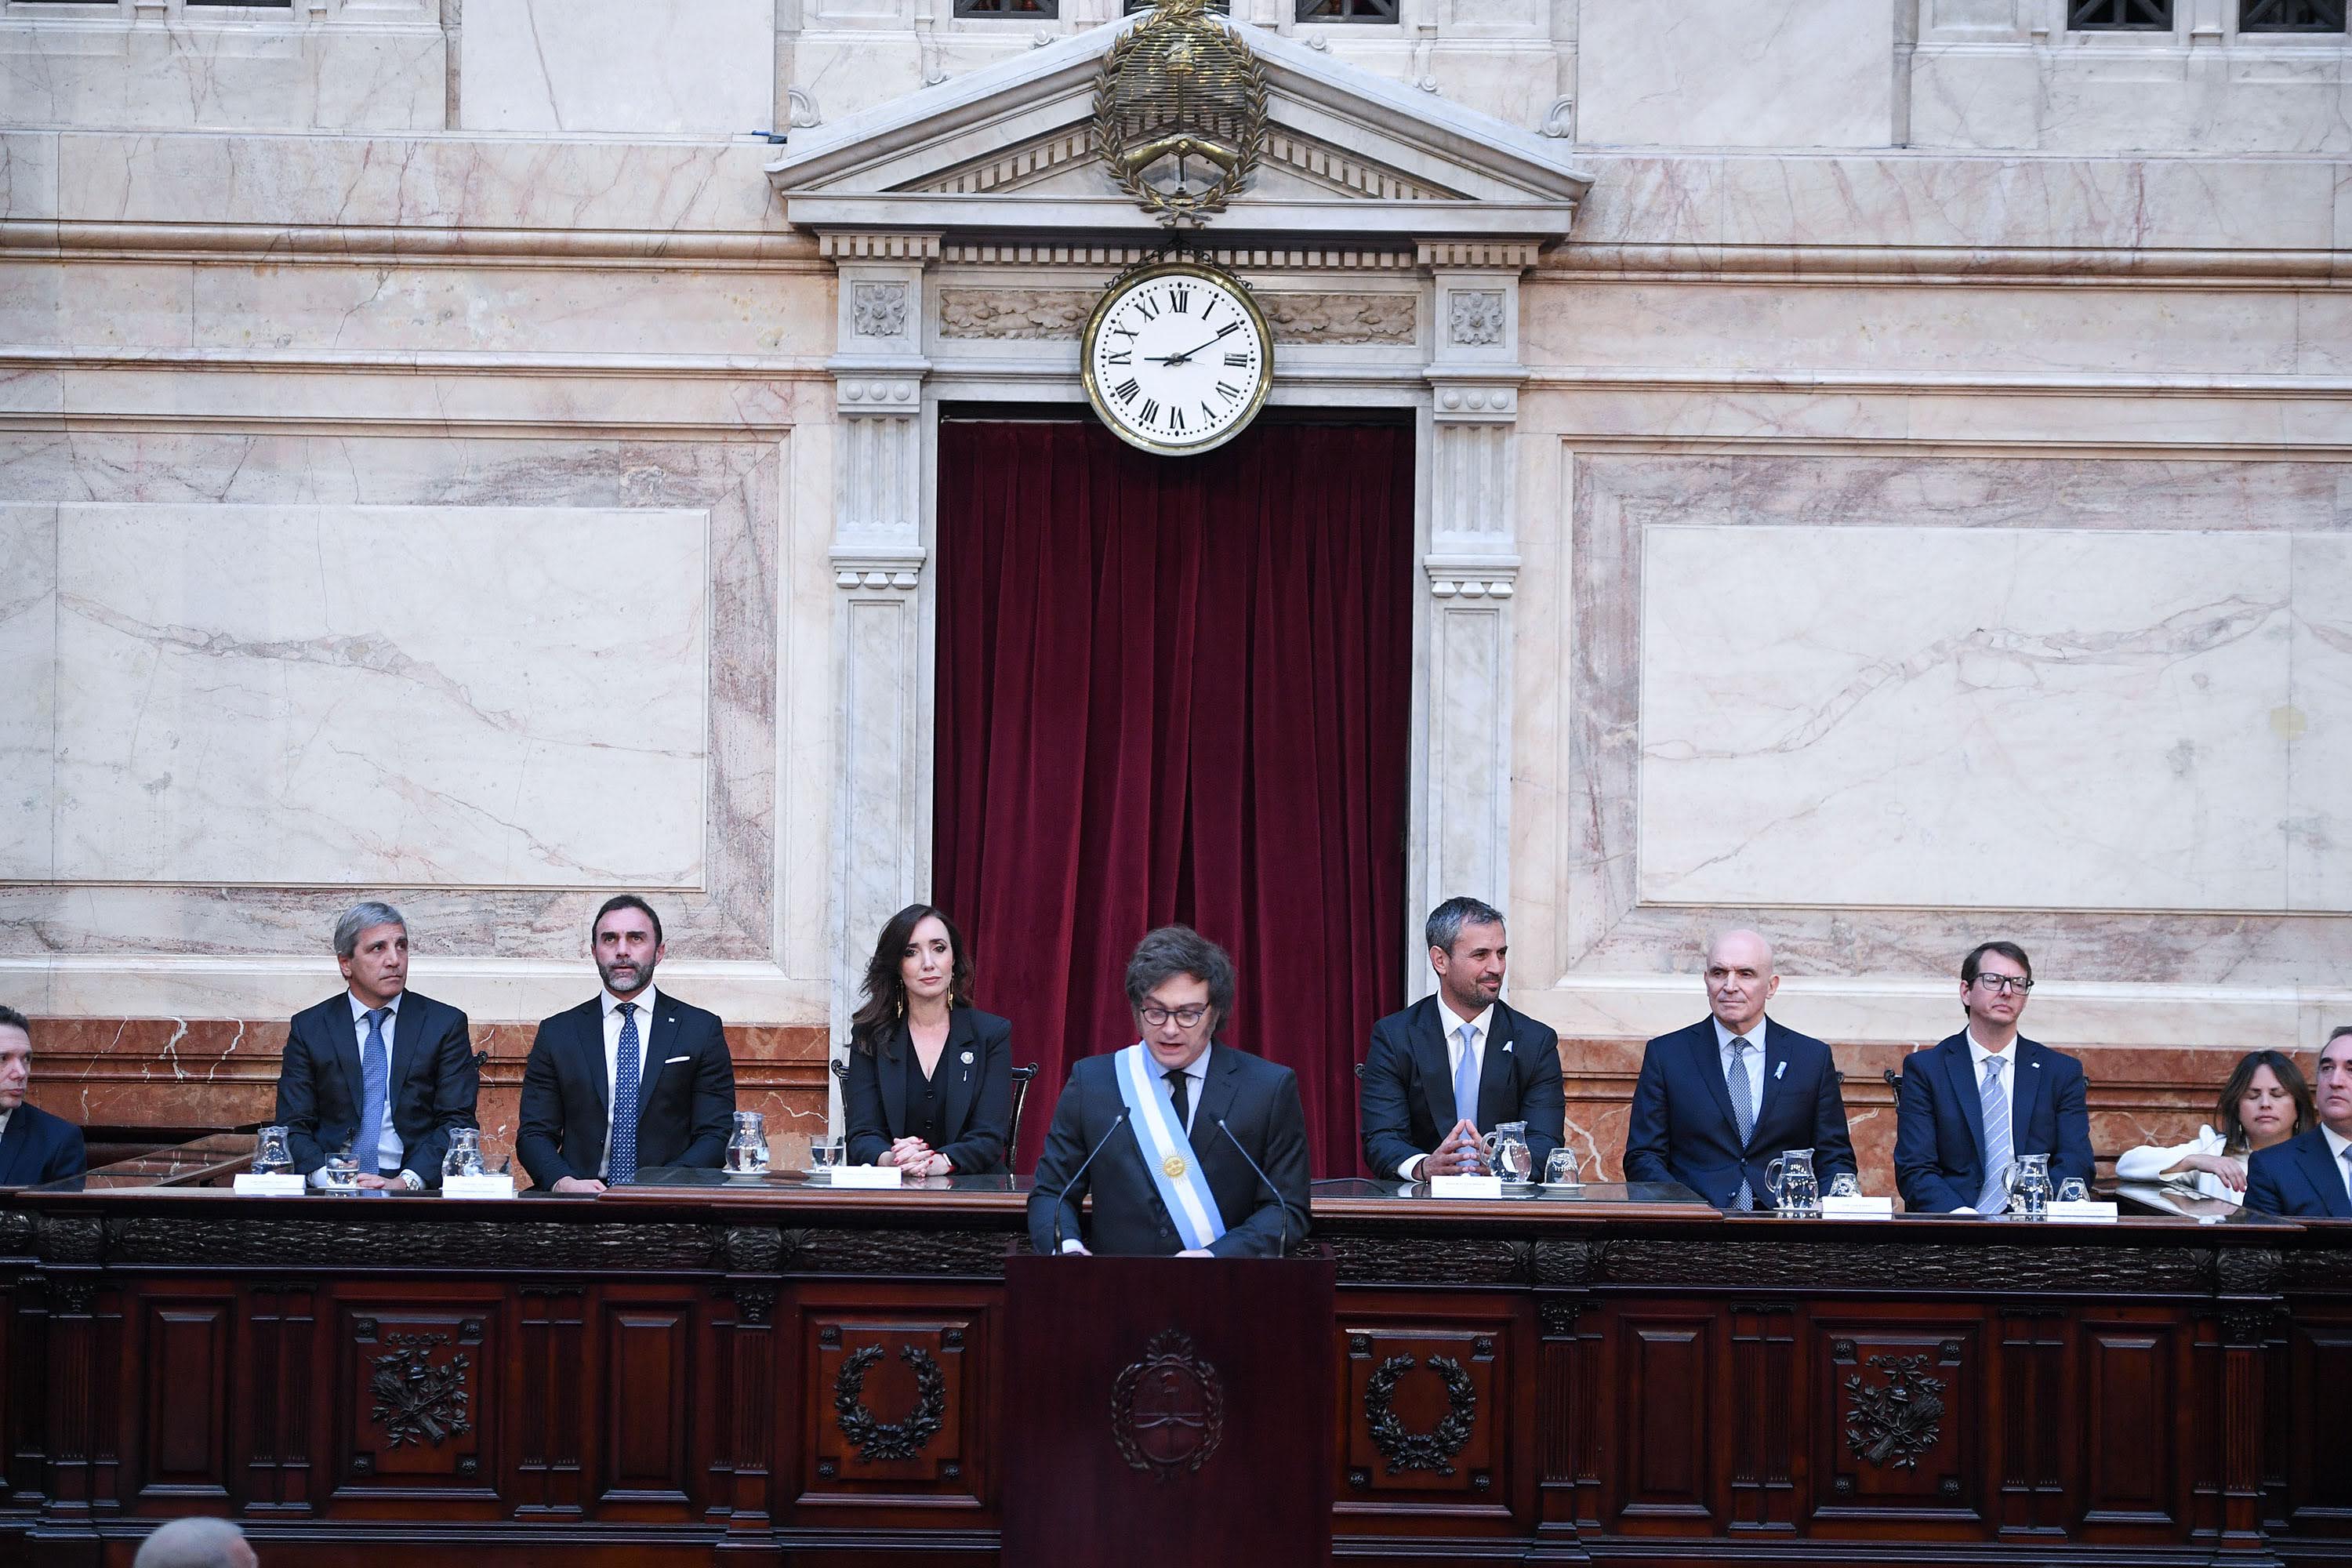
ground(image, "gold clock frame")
xmin=1080 ymin=258 xmax=1276 ymax=459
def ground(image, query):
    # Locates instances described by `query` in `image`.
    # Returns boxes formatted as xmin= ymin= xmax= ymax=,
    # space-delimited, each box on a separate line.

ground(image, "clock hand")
xmin=1149 ymin=321 xmax=1243 ymax=366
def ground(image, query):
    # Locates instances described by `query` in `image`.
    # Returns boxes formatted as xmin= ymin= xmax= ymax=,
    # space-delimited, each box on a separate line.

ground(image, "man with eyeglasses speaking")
xmin=1894 ymin=941 xmax=2093 ymax=1214
xmin=1027 ymin=926 xmax=1311 ymax=1258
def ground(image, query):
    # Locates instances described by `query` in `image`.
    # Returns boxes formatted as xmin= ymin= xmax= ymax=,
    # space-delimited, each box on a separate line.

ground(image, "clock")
xmin=1081 ymin=260 xmax=1273 ymax=456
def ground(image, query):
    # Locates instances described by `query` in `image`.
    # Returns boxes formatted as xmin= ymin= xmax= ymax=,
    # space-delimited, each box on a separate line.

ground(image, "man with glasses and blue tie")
xmin=517 ymin=895 xmax=736 ymax=1193
xmin=1895 ymin=941 xmax=2092 ymax=1214
xmin=274 ymin=902 xmax=478 ymax=1191
xmin=1359 ymin=897 xmax=1565 ymax=1182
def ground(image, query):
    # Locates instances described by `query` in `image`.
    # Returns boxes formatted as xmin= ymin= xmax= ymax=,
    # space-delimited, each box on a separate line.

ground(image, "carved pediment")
xmin=769 ymin=16 xmax=1589 ymax=246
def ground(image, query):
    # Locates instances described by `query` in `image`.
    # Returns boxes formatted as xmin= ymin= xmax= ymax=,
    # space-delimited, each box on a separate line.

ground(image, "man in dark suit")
xmin=517 ymin=895 xmax=736 ymax=1192
xmin=1359 ymin=897 xmax=1565 ymax=1181
xmin=2246 ymin=1028 xmax=2352 ymax=1218
xmin=1894 ymin=940 xmax=2093 ymax=1214
xmin=1623 ymin=930 xmax=1856 ymax=1208
xmin=1029 ymin=926 xmax=1311 ymax=1258
xmin=272 ymin=902 xmax=478 ymax=1191
xmin=0 ymin=1005 xmax=86 ymax=1187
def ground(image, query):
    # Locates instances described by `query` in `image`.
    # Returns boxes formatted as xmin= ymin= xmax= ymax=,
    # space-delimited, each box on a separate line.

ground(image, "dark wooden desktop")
xmin=2 ymin=1150 xmax=2346 ymax=1566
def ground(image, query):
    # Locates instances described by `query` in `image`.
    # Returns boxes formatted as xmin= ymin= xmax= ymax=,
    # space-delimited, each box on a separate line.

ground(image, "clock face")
xmin=1081 ymin=262 xmax=1273 ymax=456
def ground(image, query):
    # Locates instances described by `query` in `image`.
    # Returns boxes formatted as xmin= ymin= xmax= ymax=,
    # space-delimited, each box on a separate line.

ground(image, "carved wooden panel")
xmin=804 ymin=1315 xmax=975 ymax=1499
xmin=599 ymin=1296 xmax=698 ymax=1512
xmin=1615 ymin=1313 xmax=1711 ymax=1531
xmin=1340 ymin=1326 xmax=1503 ymax=1506
xmin=135 ymin=1294 xmax=231 ymax=1502
xmin=1814 ymin=1322 xmax=1976 ymax=1528
xmin=513 ymin=1287 xmax=586 ymax=1519
xmin=239 ymin=1283 xmax=318 ymax=1513
xmin=1993 ymin=1309 xmax=2071 ymax=1539
xmin=2079 ymin=1316 xmax=2180 ymax=1534
xmin=2284 ymin=1308 xmax=2352 ymax=1534
xmin=1727 ymin=1304 xmax=1798 ymax=1532
xmin=337 ymin=1303 xmax=493 ymax=1507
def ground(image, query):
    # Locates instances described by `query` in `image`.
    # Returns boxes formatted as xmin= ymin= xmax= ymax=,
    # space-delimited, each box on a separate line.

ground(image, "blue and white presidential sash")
xmin=1112 ymin=1043 xmax=1225 ymax=1251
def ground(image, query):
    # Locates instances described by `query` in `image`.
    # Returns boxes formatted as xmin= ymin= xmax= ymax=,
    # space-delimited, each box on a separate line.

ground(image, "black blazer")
xmin=0 ymin=1103 xmax=86 ymax=1187
xmin=1026 ymin=1044 xmax=1311 ymax=1259
xmin=843 ymin=1009 xmax=1012 ymax=1174
xmin=2245 ymin=1126 xmax=2352 ymax=1218
xmin=1893 ymin=1031 xmax=2093 ymax=1213
xmin=515 ymin=992 xmax=735 ymax=1188
xmin=1359 ymin=996 xmax=1565 ymax=1177
xmin=1622 ymin=1017 xmax=1857 ymax=1207
xmin=273 ymin=990 xmax=478 ymax=1188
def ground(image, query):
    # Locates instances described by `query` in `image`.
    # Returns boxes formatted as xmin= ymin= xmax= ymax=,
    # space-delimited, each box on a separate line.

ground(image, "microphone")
xmin=1217 ymin=1117 xmax=1305 ymax=1260
xmin=1047 ymin=1111 xmax=1127 ymax=1256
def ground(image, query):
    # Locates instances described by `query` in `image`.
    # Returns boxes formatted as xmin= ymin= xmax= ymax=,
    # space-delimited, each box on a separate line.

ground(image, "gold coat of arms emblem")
xmin=1093 ymin=0 xmax=1269 ymax=227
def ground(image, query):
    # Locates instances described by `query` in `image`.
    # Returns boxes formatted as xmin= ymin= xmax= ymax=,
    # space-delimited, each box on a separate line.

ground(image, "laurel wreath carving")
xmin=1363 ymin=1353 xmax=1478 ymax=1475
xmin=1091 ymin=0 xmax=1268 ymax=227
xmin=368 ymin=1332 xmax=473 ymax=1450
xmin=833 ymin=1344 xmax=947 ymax=1463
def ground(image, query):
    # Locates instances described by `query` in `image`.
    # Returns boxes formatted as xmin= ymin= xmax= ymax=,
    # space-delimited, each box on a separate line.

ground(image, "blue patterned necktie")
xmin=1726 ymin=1036 xmax=1756 ymax=1210
xmin=1977 ymin=1055 xmax=2013 ymax=1214
xmin=1451 ymin=1022 xmax=1480 ymax=1127
xmin=358 ymin=1007 xmax=390 ymax=1174
xmin=609 ymin=1002 xmax=641 ymax=1185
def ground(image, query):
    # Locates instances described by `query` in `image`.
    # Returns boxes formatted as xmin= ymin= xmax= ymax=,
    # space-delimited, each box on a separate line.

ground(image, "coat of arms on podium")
xmin=1110 ymin=1327 xmax=1225 ymax=1479
xmin=1093 ymin=0 xmax=1269 ymax=227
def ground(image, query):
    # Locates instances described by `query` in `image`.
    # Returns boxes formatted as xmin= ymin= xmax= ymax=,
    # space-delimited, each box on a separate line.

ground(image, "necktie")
xmin=358 ymin=1008 xmax=390 ymax=1174
xmin=1163 ymin=1067 xmax=1191 ymax=1134
xmin=2339 ymin=1145 xmax=2350 ymax=1208
xmin=1977 ymin=1056 xmax=2013 ymax=1214
xmin=1726 ymin=1036 xmax=1755 ymax=1210
xmin=609 ymin=1002 xmax=641 ymax=1185
xmin=1452 ymin=1022 xmax=1480 ymax=1128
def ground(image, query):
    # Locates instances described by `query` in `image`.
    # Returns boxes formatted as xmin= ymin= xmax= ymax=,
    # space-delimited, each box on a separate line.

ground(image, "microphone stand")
xmin=1217 ymin=1116 xmax=1305 ymax=1259
xmin=1047 ymin=1111 xmax=1127 ymax=1256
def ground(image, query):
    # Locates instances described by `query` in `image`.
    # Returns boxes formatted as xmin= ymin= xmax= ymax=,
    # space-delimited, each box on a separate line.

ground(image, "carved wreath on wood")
xmin=1363 ymin=1354 xmax=1477 ymax=1475
xmin=1843 ymin=1353 xmax=1946 ymax=1470
xmin=368 ymin=1333 xmax=473 ymax=1449
xmin=834 ymin=1344 xmax=947 ymax=1463
xmin=1092 ymin=0 xmax=1268 ymax=227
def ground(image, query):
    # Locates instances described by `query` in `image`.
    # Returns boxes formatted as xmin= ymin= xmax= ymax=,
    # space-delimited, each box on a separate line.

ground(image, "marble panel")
xmin=49 ymin=503 xmax=710 ymax=889
xmin=0 ymin=433 xmax=782 ymax=967
xmin=1563 ymin=454 xmax=2352 ymax=992
xmin=0 ymin=505 xmax=56 ymax=883
xmin=0 ymin=131 xmax=59 ymax=221
xmin=1907 ymin=47 xmax=2046 ymax=153
xmin=1577 ymin=0 xmax=1896 ymax=150
xmin=461 ymin=0 xmax=775 ymax=136
xmin=1638 ymin=524 xmax=2308 ymax=913
xmin=2288 ymin=531 xmax=2352 ymax=914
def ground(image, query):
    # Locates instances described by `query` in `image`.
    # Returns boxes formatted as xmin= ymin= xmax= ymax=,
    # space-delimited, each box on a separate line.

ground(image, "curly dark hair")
xmin=850 ymin=905 xmax=975 ymax=1054
xmin=1123 ymin=925 xmax=1236 ymax=1038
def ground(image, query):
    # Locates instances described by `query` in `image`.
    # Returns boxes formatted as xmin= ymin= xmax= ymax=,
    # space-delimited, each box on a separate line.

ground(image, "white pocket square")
xmin=1502 ymin=1041 xmax=1513 ymax=1054
xmin=664 ymin=1054 xmax=690 ymax=1065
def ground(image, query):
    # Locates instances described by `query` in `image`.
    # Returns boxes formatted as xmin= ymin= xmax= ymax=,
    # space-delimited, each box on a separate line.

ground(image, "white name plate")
xmin=441 ymin=1175 xmax=517 ymax=1200
xmin=231 ymin=1174 xmax=306 ymax=1196
xmin=1428 ymin=1174 xmax=1504 ymax=1199
xmin=826 ymin=1165 xmax=904 ymax=1189
xmin=1820 ymin=1196 xmax=1895 ymax=1218
xmin=2045 ymin=1200 xmax=2120 ymax=1223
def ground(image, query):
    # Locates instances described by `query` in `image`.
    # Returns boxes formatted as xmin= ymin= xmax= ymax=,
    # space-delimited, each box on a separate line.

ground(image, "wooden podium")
xmin=1002 ymin=1252 xmax=1336 ymax=1564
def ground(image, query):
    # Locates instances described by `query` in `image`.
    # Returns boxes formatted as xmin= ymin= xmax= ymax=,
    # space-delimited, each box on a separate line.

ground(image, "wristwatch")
xmin=398 ymin=1170 xmax=424 ymax=1192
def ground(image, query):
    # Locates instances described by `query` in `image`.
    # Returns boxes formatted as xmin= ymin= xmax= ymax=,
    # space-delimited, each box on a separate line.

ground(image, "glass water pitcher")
xmin=1480 ymin=1121 xmax=1535 ymax=1184
xmin=1765 ymin=1148 xmax=1820 ymax=1217
xmin=727 ymin=1112 xmax=771 ymax=1176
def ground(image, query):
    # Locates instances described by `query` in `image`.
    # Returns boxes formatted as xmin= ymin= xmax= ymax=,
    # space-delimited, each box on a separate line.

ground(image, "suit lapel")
xmin=937 ymin=1013 xmax=978 ymax=1141
xmin=2299 ymin=1134 xmax=2352 ymax=1218
xmin=1413 ymin=1000 xmax=1458 ymax=1132
xmin=877 ymin=1019 xmax=909 ymax=1138
xmin=0 ymin=1111 xmax=29 ymax=1185
xmin=633 ymin=1000 xmax=681 ymax=1127
xmin=385 ymin=996 xmax=422 ymax=1109
xmin=2010 ymin=1039 xmax=2046 ymax=1150
xmin=331 ymin=998 xmax=368 ymax=1120
xmin=1693 ymin=1025 xmax=1741 ymax=1140
xmin=1477 ymin=1004 xmax=1520 ymax=1126
xmin=1940 ymin=1039 xmax=1989 ymax=1162
xmin=1193 ymin=1045 xmax=1240 ymax=1157
xmin=1753 ymin=1020 xmax=1792 ymax=1136
xmin=581 ymin=1003 xmax=611 ymax=1127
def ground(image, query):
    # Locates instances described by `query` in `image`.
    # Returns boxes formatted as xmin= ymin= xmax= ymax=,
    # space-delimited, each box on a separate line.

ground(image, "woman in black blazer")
xmin=843 ymin=903 xmax=1012 ymax=1175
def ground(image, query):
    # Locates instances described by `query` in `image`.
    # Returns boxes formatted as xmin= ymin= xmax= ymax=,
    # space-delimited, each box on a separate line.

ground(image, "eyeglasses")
xmin=1139 ymin=1004 xmax=1209 ymax=1028
xmin=1973 ymin=975 xmax=2034 ymax=995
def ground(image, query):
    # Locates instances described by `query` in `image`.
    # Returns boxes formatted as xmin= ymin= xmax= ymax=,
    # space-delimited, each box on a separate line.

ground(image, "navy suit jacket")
xmin=1893 ymin=1031 xmax=2092 ymax=1213
xmin=843 ymin=1008 xmax=1013 ymax=1174
xmin=0 ymin=1103 xmax=86 ymax=1187
xmin=1623 ymin=1018 xmax=1856 ymax=1207
xmin=515 ymin=993 xmax=735 ymax=1188
xmin=1026 ymin=1044 xmax=1311 ymax=1258
xmin=2245 ymin=1126 xmax=2352 ymax=1219
xmin=273 ymin=990 xmax=478 ymax=1188
xmin=1359 ymin=996 xmax=1565 ymax=1177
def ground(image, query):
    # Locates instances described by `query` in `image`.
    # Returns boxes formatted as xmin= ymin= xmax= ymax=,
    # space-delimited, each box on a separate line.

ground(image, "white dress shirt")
xmin=313 ymin=993 xmax=411 ymax=1187
xmin=1401 ymin=1003 xmax=1495 ymax=1181
xmin=1965 ymin=1030 xmax=2020 ymax=1128
xmin=2328 ymin=1126 xmax=2352 ymax=1205
xmin=2114 ymin=1124 xmax=2244 ymax=1205
xmin=597 ymin=985 xmax=659 ymax=1180
xmin=1713 ymin=1017 xmax=1769 ymax=1131
xmin=0 ymin=1108 xmax=12 ymax=1147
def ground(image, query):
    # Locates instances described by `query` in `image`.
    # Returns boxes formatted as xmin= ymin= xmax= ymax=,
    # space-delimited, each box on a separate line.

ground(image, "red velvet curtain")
xmin=933 ymin=417 xmax=1414 ymax=1177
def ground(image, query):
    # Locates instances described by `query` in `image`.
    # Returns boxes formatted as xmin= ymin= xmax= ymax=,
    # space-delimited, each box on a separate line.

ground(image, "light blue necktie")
xmin=358 ymin=1007 xmax=390 ymax=1174
xmin=1977 ymin=1055 xmax=2013 ymax=1214
xmin=609 ymin=1002 xmax=641 ymax=1185
xmin=1726 ymin=1036 xmax=1755 ymax=1210
xmin=1451 ymin=1022 xmax=1480 ymax=1129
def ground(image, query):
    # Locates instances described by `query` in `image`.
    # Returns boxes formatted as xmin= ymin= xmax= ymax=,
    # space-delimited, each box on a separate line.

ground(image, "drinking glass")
xmin=320 ymin=1148 xmax=361 ymax=1195
xmin=2056 ymin=1177 xmax=2090 ymax=1205
xmin=251 ymin=1126 xmax=293 ymax=1177
xmin=1826 ymin=1171 xmax=1861 ymax=1200
xmin=728 ymin=1112 xmax=771 ymax=1177
xmin=808 ymin=1139 xmax=844 ymax=1180
xmin=1543 ymin=1146 xmax=1581 ymax=1190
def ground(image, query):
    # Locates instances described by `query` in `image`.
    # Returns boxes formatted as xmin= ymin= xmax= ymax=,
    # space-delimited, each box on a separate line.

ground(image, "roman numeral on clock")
xmin=1133 ymin=297 xmax=1160 ymax=322
xmin=1225 ymin=352 xmax=1251 ymax=368
xmin=1140 ymin=398 xmax=1160 ymax=426
xmin=1171 ymin=286 xmax=1192 ymax=314
xmin=1114 ymin=379 xmax=1142 ymax=405
xmin=1170 ymin=407 xmax=1188 ymax=434
xmin=1216 ymin=382 xmax=1243 ymax=402
xmin=1105 ymin=350 xmax=1132 ymax=366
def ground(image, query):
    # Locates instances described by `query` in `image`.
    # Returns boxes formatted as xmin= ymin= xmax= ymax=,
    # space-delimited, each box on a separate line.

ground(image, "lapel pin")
xmin=960 ymin=1050 xmax=974 ymax=1065
xmin=1775 ymin=1061 xmax=1787 ymax=1080
xmin=1502 ymin=1040 xmax=1513 ymax=1054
